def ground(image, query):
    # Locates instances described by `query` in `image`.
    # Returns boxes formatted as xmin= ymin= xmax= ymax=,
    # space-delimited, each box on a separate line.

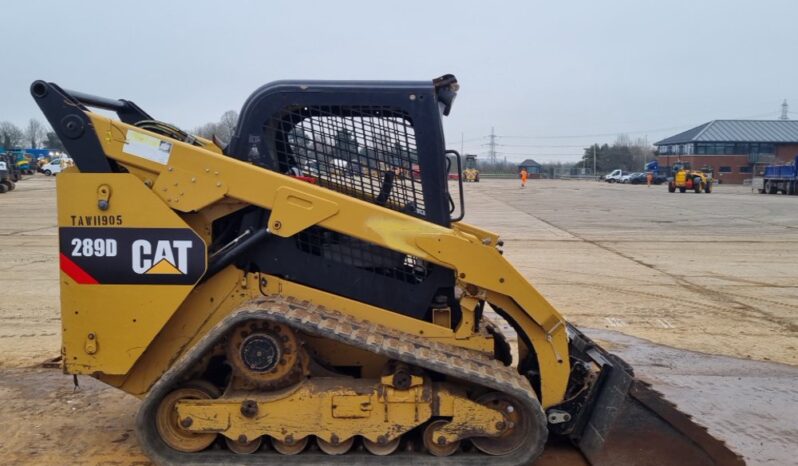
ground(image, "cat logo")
xmin=59 ymin=227 xmax=206 ymax=285
xmin=132 ymin=239 xmax=193 ymax=275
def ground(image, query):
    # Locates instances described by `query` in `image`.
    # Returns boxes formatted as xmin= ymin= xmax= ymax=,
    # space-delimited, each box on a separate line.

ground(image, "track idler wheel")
xmin=155 ymin=381 xmax=220 ymax=453
xmin=316 ymin=436 xmax=355 ymax=455
xmin=363 ymin=436 xmax=400 ymax=455
xmin=470 ymin=392 xmax=531 ymax=456
xmin=423 ymin=420 xmax=461 ymax=457
xmin=225 ymin=435 xmax=262 ymax=454
xmin=272 ymin=436 xmax=308 ymax=455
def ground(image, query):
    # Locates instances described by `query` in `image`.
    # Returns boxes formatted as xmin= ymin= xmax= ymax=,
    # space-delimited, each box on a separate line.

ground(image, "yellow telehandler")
xmin=463 ymin=154 xmax=480 ymax=182
xmin=668 ymin=162 xmax=713 ymax=193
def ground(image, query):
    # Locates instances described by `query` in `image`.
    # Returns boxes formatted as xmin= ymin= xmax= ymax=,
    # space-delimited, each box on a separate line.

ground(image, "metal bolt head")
xmin=377 ymin=435 xmax=387 ymax=445
xmin=240 ymin=399 xmax=258 ymax=418
xmin=97 ymin=200 xmax=109 ymax=211
xmin=285 ymin=434 xmax=295 ymax=445
xmin=496 ymin=421 xmax=507 ymax=431
xmin=437 ymin=435 xmax=447 ymax=446
xmin=238 ymin=434 xmax=248 ymax=444
xmin=272 ymin=220 xmax=282 ymax=230
xmin=330 ymin=434 xmax=339 ymax=445
xmin=180 ymin=417 xmax=193 ymax=428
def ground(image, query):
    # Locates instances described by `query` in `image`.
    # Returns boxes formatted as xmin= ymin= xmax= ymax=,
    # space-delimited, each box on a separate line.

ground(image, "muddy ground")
xmin=0 ymin=176 xmax=796 ymax=465
xmin=467 ymin=179 xmax=798 ymax=366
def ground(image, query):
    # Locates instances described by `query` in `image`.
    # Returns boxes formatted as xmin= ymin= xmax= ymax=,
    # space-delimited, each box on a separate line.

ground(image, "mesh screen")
xmin=296 ymin=226 xmax=430 ymax=284
xmin=270 ymin=106 xmax=425 ymax=217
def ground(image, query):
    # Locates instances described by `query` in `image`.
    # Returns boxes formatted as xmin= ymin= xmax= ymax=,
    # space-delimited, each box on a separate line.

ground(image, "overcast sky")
xmin=2 ymin=0 xmax=797 ymax=162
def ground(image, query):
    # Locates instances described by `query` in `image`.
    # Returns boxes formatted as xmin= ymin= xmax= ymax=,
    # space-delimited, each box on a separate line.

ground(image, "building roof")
xmin=654 ymin=120 xmax=798 ymax=145
xmin=518 ymin=158 xmax=541 ymax=167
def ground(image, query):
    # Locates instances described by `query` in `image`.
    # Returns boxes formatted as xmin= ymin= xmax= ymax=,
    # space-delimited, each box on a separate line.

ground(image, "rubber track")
xmin=136 ymin=295 xmax=548 ymax=466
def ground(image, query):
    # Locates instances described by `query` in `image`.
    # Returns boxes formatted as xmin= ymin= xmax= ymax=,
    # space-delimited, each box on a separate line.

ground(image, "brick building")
xmin=654 ymin=120 xmax=798 ymax=184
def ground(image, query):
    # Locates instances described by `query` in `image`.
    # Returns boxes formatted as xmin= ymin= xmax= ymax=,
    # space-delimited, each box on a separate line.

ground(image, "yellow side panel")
xmin=57 ymin=173 xmax=205 ymax=375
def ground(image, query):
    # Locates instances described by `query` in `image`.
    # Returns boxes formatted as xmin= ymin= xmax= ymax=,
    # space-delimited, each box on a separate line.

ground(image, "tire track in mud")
xmin=0 ymin=258 xmax=52 ymax=272
xmin=481 ymin=191 xmax=798 ymax=334
xmin=547 ymin=281 xmax=772 ymax=330
xmin=705 ymin=273 xmax=797 ymax=289
xmin=0 ymin=225 xmax=57 ymax=236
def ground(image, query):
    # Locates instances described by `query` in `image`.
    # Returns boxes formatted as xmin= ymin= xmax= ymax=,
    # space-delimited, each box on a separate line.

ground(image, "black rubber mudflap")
xmin=576 ymin=353 xmax=745 ymax=466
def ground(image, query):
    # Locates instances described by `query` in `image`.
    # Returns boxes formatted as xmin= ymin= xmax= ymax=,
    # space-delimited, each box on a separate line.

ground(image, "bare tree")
xmin=217 ymin=110 xmax=238 ymax=143
xmin=25 ymin=119 xmax=46 ymax=149
xmin=0 ymin=121 xmax=25 ymax=149
xmin=193 ymin=110 xmax=238 ymax=144
xmin=576 ymin=134 xmax=654 ymax=173
xmin=193 ymin=122 xmax=219 ymax=139
xmin=44 ymin=131 xmax=66 ymax=151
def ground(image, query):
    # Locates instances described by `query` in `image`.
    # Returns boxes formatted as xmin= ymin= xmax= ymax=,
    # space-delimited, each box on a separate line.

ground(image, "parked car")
xmin=620 ymin=172 xmax=640 ymax=183
xmin=41 ymin=157 xmax=73 ymax=176
xmin=626 ymin=172 xmax=668 ymax=185
xmin=604 ymin=169 xmax=625 ymax=183
xmin=41 ymin=159 xmax=62 ymax=176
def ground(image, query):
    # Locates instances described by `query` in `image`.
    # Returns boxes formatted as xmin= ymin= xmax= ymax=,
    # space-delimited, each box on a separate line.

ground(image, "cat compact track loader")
xmin=32 ymin=76 xmax=742 ymax=465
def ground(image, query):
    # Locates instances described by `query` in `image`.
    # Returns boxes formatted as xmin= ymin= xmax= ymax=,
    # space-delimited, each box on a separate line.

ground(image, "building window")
xmin=739 ymin=166 xmax=752 ymax=173
xmin=748 ymin=143 xmax=775 ymax=155
xmin=719 ymin=166 xmax=732 ymax=173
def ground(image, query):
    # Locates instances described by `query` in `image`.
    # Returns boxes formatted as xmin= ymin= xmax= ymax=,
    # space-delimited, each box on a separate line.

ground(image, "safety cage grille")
xmin=269 ymin=106 xmax=426 ymax=217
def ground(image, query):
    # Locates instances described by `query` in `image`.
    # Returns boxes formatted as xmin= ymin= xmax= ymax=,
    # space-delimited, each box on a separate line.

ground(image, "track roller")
xmin=272 ymin=436 xmax=309 ymax=455
xmin=225 ymin=435 xmax=262 ymax=454
xmin=316 ymin=436 xmax=355 ymax=455
xmin=363 ymin=436 xmax=400 ymax=455
xmin=423 ymin=420 xmax=461 ymax=457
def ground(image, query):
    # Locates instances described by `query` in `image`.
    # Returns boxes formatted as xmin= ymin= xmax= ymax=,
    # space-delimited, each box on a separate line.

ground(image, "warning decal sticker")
xmin=123 ymin=130 xmax=173 ymax=165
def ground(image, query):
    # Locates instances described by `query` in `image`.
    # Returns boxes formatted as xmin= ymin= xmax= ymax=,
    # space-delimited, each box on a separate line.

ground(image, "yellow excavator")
xmin=32 ymin=76 xmax=741 ymax=465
